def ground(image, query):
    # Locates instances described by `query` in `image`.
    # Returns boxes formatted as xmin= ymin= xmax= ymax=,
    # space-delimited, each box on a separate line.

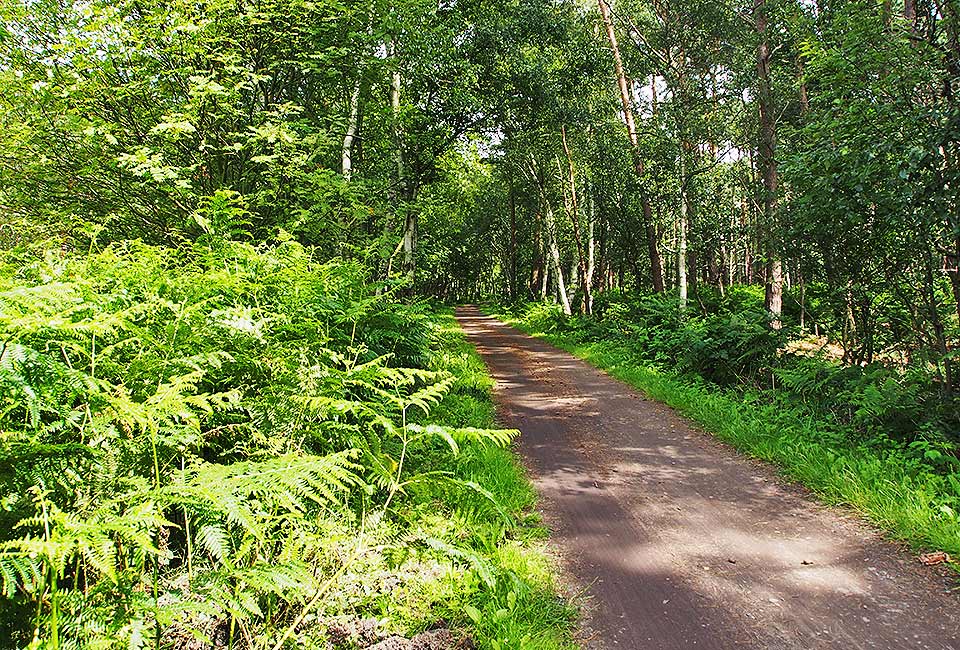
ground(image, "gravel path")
xmin=456 ymin=306 xmax=960 ymax=650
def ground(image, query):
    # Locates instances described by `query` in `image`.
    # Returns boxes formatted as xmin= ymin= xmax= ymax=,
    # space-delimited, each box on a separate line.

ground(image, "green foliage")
xmin=0 ymin=239 xmax=572 ymax=649
xmin=526 ymin=292 xmax=785 ymax=388
xmin=508 ymin=291 xmax=960 ymax=449
xmin=11 ymin=0 xmax=960 ymax=638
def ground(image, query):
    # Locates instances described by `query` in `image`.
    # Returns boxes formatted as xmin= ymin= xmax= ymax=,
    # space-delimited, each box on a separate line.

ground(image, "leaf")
xmin=424 ymin=537 xmax=497 ymax=590
xmin=197 ymin=523 xmax=229 ymax=562
xmin=464 ymin=604 xmax=483 ymax=624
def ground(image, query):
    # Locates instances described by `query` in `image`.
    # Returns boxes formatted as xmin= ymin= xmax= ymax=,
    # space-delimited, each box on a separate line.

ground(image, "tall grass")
xmin=425 ymin=312 xmax=577 ymax=650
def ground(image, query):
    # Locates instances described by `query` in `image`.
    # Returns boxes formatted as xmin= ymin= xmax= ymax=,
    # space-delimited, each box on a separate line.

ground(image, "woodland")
xmin=2 ymin=0 xmax=960 ymax=647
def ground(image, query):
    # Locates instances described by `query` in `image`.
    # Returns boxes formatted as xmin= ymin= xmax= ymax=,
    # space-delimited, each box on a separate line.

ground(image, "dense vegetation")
xmin=9 ymin=0 xmax=960 ymax=375
xmin=0 ymin=237 xmax=573 ymax=648
xmin=498 ymin=294 xmax=960 ymax=556
xmin=4 ymin=0 xmax=960 ymax=645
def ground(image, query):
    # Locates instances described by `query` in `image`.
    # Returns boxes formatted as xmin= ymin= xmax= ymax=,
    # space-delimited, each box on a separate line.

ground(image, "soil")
xmin=325 ymin=618 xmax=472 ymax=650
xmin=455 ymin=306 xmax=960 ymax=650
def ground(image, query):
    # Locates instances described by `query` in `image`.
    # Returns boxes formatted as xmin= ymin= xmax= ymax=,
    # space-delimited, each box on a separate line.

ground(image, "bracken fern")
xmin=0 ymin=237 xmax=518 ymax=649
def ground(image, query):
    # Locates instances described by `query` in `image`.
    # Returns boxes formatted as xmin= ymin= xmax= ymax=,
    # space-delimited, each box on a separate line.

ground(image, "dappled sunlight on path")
xmin=456 ymin=306 xmax=960 ymax=650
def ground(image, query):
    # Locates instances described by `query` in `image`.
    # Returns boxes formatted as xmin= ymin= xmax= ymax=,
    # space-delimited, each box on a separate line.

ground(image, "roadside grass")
xmin=421 ymin=309 xmax=577 ymax=649
xmin=495 ymin=312 xmax=960 ymax=564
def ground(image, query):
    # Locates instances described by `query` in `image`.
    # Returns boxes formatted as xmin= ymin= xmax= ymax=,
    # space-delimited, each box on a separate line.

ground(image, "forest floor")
xmin=455 ymin=306 xmax=960 ymax=650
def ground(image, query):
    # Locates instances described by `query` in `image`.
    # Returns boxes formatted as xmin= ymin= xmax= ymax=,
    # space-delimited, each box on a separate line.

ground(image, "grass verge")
xmin=421 ymin=308 xmax=577 ymax=649
xmin=495 ymin=310 xmax=960 ymax=564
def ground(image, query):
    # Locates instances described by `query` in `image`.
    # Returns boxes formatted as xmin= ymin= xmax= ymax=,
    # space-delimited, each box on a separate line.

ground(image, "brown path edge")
xmin=455 ymin=306 xmax=960 ymax=650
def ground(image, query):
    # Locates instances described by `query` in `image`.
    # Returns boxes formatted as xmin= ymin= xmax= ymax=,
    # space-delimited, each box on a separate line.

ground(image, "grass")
xmin=420 ymin=309 xmax=577 ymax=649
xmin=496 ymin=310 xmax=960 ymax=565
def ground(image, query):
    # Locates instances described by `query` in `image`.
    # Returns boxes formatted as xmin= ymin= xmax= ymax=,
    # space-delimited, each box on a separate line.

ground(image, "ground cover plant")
xmin=0 ymin=235 xmax=574 ymax=649
xmin=495 ymin=293 xmax=960 ymax=560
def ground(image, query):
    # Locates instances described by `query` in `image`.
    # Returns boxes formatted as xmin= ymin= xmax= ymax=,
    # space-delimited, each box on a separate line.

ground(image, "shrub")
xmin=679 ymin=310 xmax=784 ymax=386
xmin=510 ymin=288 xmax=958 ymax=456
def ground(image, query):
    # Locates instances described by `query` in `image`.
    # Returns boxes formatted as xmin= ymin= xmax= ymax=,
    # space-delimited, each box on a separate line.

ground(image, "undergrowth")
xmin=0 ymin=237 xmax=574 ymax=649
xmin=496 ymin=298 xmax=960 ymax=561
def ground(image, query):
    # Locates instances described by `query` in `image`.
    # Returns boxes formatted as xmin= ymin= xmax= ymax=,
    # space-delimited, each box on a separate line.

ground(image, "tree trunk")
xmin=925 ymin=250 xmax=953 ymax=396
xmin=755 ymin=0 xmax=783 ymax=328
xmin=681 ymin=141 xmax=699 ymax=306
xmin=534 ymin=217 xmax=549 ymax=300
xmin=532 ymin=157 xmax=571 ymax=314
xmin=387 ymin=36 xmax=416 ymax=286
xmin=561 ymin=127 xmax=593 ymax=314
xmin=597 ymin=0 xmax=664 ymax=293
xmin=402 ymin=205 xmax=417 ymax=284
xmin=799 ymin=276 xmax=806 ymax=332
xmin=904 ymin=0 xmax=916 ymax=23
xmin=541 ymin=258 xmax=550 ymax=301
xmin=388 ymin=36 xmax=404 ymax=204
xmin=586 ymin=181 xmax=597 ymax=309
xmin=679 ymin=196 xmax=689 ymax=310
xmin=546 ymin=199 xmax=572 ymax=315
xmin=341 ymin=78 xmax=362 ymax=181
xmin=509 ymin=182 xmax=518 ymax=300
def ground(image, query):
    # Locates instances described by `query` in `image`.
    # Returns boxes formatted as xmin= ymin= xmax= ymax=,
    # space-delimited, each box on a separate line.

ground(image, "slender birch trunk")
xmin=560 ymin=127 xmax=592 ymax=313
xmin=387 ymin=36 xmax=417 ymax=286
xmin=586 ymin=178 xmax=597 ymax=309
xmin=679 ymin=186 xmax=689 ymax=310
xmin=341 ymin=79 xmax=362 ymax=181
xmin=545 ymin=201 xmax=572 ymax=315
xmin=597 ymin=0 xmax=665 ymax=293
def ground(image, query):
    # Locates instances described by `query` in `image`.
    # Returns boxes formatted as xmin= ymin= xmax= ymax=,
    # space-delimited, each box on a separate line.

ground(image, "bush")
xmin=774 ymin=358 xmax=947 ymax=444
xmin=508 ymin=288 xmax=959 ymax=456
xmin=520 ymin=291 xmax=783 ymax=387
xmin=680 ymin=310 xmax=784 ymax=386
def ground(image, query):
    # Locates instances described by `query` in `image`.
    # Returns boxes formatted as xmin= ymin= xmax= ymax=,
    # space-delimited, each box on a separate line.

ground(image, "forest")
xmin=2 ymin=0 xmax=960 ymax=647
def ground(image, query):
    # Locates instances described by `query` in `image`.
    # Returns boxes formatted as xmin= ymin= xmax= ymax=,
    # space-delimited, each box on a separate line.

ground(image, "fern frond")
xmin=398 ymin=373 xmax=456 ymax=415
xmin=0 ymin=552 xmax=42 ymax=597
xmin=196 ymin=523 xmax=230 ymax=562
xmin=422 ymin=537 xmax=498 ymax=590
xmin=160 ymin=451 xmax=363 ymax=540
xmin=406 ymin=424 xmax=518 ymax=451
xmin=230 ymin=561 xmax=316 ymax=597
xmin=296 ymin=396 xmax=398 ymax=436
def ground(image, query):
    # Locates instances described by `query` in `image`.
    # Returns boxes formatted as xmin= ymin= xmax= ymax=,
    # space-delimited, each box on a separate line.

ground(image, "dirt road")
xmin=455 ymin=306 xmax=960 ymax=650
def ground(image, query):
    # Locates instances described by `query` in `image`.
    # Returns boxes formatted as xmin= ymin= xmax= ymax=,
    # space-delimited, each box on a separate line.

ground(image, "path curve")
xmin=455 ymin=306 xmax=960 ymax=650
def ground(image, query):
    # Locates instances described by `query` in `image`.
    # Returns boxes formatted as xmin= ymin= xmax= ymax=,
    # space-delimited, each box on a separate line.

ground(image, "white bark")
xmin=388 ymin=35 xmax=405 ymax=197
xmin=586 ymin=182 xmax=596 ymax=313
xmin=544 ymin=202 xmax=572 ymax=316
xmin=679 ymin=196 xmax=688 ymax=310
xmin=540 ymin=259 xmax=550 ymax=300
xmin=388 ymin=35 xmax=415 ymax=283
xmin=341 ymin=79 xmax=362 ymax=181
xmin=539 ymin=223 xmax=549 ymax=300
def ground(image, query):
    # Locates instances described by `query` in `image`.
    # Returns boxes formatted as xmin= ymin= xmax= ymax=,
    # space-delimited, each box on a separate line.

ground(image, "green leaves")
xmin=407 ymin=424 xmax=518 ymax=455
xmin=0 ymin=239 xmax=530 ymax=646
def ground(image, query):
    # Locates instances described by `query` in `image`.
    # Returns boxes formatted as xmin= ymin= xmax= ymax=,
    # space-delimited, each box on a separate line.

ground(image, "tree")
xmin=754 ymin=0 xmax=784 ymax=327
xmin=597 ymin=0 xmax=666 ymax=293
